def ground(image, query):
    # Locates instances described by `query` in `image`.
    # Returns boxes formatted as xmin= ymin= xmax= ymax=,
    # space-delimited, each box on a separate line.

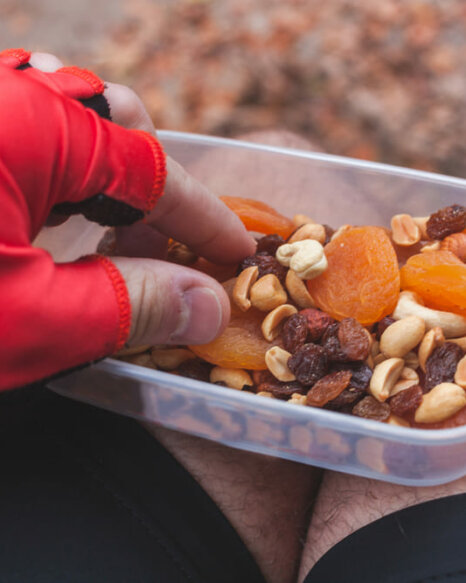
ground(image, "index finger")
xmin=147 ymin=156 xmax=256 ymax=264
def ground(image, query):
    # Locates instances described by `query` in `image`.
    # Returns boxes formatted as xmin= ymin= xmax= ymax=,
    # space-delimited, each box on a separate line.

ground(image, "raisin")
xmin=252 ymin=369 xmax=276 ymax=386
xmin=389 ymin=385 xmax=423 ymax=417
xmin=288 ymin=343 xmax=329 ymax=386
xmin=338 ymin=318 xmax=371 ymax=361
xmin=256 ymin=234 xmax=285 ymax=256
xmin=331 ymin=362 xmax=373 ymax=390
xmin=177 ymin=359 xmax=212 ymax=382
xmin=300 ymin=308 xmax=335 ymax=342
xmin=239 ymin=253 xmax=288 ymax=284
xmin=258 ymin=380 xmax=305 ymax=400
xmin=325 ymin=385 xmax=367 ymax=411
xmin=282 ymin=313 xmax=309 ymax=353
xmin=352 ymin=396 xmax=390 ymax=422
xmin=306 ymin=370 xmax=352 ymax=407
xmin=425 ymin=342 xmax=465 ymax=391
xmin=373 ymin=316 xmax=396 ymax=340
xmin=323 ymin=224 xmax=335 ymax=245
xmin=426 ymin=204 xmax=466 ymax=240
xmin=321 ymin=322 xmax=347 ymax=362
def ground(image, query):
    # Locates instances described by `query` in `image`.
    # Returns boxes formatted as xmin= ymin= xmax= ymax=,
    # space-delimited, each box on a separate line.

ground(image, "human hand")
xmin=0 ymin=49 xmax=255 ymax=389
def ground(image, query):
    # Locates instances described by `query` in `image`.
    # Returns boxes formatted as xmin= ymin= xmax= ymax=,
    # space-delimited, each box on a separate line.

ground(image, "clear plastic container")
xmin=48 ymin=130 xmax=466 ymax=486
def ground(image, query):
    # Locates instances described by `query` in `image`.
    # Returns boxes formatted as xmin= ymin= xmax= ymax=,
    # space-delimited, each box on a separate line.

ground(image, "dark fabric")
xmin=304 ymin=493 xmax=466 ymax=583
xmin=53 ymin=193 xmax=145 ymax=226
xmin=81 ymin=94 xmax=112 ymax=120
xmin=0 ymin=385 xmax=266 ymax=583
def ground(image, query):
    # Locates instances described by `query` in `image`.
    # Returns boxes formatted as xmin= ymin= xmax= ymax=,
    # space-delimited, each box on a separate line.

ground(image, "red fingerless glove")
xmin=0 ymin=52 xmax=166 ymax=390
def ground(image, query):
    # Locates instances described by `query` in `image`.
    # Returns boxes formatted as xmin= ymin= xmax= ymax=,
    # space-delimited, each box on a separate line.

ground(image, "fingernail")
xmin=170 ymin=287 xmax=223 ymax=345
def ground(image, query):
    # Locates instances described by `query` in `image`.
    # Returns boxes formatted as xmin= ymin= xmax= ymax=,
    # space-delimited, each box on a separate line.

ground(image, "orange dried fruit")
xmin=307 ymin=226 xmax=400 ymax=325
xmin=400 ymin=250 xmax=466 ymax=317
xmin=220 ymin=196 xmax=295 ymax=239
xmin=189 ymin=279 xmax=278 ymax=370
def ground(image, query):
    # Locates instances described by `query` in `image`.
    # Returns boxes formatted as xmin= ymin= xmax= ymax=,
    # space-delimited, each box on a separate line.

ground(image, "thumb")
xmin=111 ymin=257 xmax=230 ymax=347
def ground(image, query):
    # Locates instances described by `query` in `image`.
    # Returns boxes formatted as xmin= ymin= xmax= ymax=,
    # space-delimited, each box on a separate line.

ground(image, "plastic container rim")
xmin=158 ymin=130 xmax=466 ymax=188
xmin=99 ymin=357 xmax=466 ymax=446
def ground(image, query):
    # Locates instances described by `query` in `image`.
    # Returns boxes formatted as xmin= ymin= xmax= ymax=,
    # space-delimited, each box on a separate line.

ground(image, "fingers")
xmin=104 ymin=82 xmax=156 ymax=133
xmin=29 ymin=52 xmax=64 ymax=72
xmin=111 ymin=257 xmax=230 ymax=346
xmin=147 ymin=157 xmax=257 ymax=263
xmin=114 ymin=223 xmax=168 ymax=260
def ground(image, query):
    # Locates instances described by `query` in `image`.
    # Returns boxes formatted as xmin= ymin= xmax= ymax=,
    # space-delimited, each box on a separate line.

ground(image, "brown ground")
xmin=1 ymin=0 xmax=465 ymax=177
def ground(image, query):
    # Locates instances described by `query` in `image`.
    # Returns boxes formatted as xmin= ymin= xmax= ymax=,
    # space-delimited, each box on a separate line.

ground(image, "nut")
xmin=261 ymin=304 xmax=298 ymax=341
xmin=151 ymin=348 xmax=196 ymax=370
xmin=387 ymin=415 xmax=410 ymax=427
xmin=122 ymin=352 xmax=156 ymax=368
xmin=450 ymin=336 xmax=466 ymax=351
xmin=404 ymin=351 xmax=419 ymax=370
xmin=401 ymin=366 xmax=419 ymax=381
xmin=210 ymin=367 xmax=253 ymax=390
xmin=265 ymin=346 xmax=296 ymax=382
xmin=379 ymin=316 xmax=426 ymax=358
xmin=373 ymin=352 xmax=387 ymax=366
xmin=412 ymin=216 xmax=429 ymax=240
xmin=414 ymin=383 xmax=466 ymax=424
xmin=454 ymin=356 xmax=466 ymax=389
xmin=250 ymin=273 xmax=287 ymax=311
xmin=292 ymin=213 xmax=316 ymax=227
xmin=421 ymin=241 xmax=441 ymax=253
xmin=389 ymin=366 xmax=420 ymax=397
xmin=369 ymin=357 xmax=405 ymax=402
xmin=440 ymin=232 xmax=466 ymax=262
xmin=167 ymin=241 xmax=198 ymax=265
xmin=330 ymin=224 xmax=352 ymax=241
xmin=257 ymin=391 xmax=275 ymax=398
xmin=393 ymin=291 xmax=466 ymax=338
xmin=418 ymin=327 xmax=446 ymax=372
xmin=390 ymin=214 xmax=421 ymax=246
xmin=288 ymin=223 xmax=326 ymax=245
xmin=285 ymin=268 xmax=316 ymax=308
xmin=287 ymin=393 xmax=307 ymax=405
xmin=276 ymin=239 xmax=327 ymax=280
xmin=116 ymin=344 xmax=151 ymax=357
xmin=232 ymin=266 xmax=259 ymax=311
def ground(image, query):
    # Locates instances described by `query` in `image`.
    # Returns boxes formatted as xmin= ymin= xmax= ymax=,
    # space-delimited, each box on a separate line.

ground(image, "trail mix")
xmin=116 ymin=199 xmax=466 ymax=430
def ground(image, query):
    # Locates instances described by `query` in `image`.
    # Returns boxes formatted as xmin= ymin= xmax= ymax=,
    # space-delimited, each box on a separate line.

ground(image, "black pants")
xmin=0 ymin=386 xmax=465 ymax=583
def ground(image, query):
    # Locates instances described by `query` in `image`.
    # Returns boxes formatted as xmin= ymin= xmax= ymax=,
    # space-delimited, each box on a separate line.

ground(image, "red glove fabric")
xmin=0 ymin=51 xmax=167 ymax=390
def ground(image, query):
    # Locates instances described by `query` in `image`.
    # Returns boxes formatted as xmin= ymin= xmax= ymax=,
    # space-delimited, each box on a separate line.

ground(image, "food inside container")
xmin=47 ymin=131 xmax=466 ymax=486
xmin=114 ymin=197 xmax=466 ymax=431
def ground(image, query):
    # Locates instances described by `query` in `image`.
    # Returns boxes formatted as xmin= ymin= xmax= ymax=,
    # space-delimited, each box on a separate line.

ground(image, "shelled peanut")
xmin=116 ymin=200 xmax=466 ymax=430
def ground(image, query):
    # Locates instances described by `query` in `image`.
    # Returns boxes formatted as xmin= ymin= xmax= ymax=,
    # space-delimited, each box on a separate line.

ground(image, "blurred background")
xmin=1 ymin=0 xmax=465 ymax=177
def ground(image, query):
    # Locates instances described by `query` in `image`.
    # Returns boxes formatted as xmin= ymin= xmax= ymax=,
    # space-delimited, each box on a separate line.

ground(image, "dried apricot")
xmin=189 ymin=279 xmax=278 ymax=370
xmin=307 ymin=227 xmax=400 ymax=325
xmin=400 ymin=250 xmax=466 ymax=317
xmin=220 ymin=196 xmax=295 ymax=238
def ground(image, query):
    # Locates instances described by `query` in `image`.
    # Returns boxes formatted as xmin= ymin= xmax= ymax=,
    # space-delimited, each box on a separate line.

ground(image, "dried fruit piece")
xmin=282 ymin=313 xmax=309 ymax=353
xmin=258 ymin=380 xmax=304 ymax=400
xmin=256 ymin=234 xmax=285 ymax=255
xmin=306 ymin=370 xmax=352 ymax=407
xmin=353 ymin=396 xmax=391 ymax=422
xmin=426 ymin=204 xmax=466 ymax=240
xmin=424 ymin=342 xmax=465 ymax=391
xmin=400 ymin=250 xmax=466 ymax=317
xmin=190 ymin=279 xmax=278 ymax=370
xmin=338 ymin=318 xmax=371 ymax=361
xmin=177 ymin=359 xmax=212 ymax=382
xmin=325 ymin=385 xmax=366 ymax=412
xmin=332 ymin=361 xmax=373 ymax=390
xmin=220 ymin=196 xmax=295 ymax=238
xmin=300 ymin=308 xmax=334 ymax=342
xmin=239 ymin=253 xmax=288 ymax=284
xmin=307 ymin=226 xmax=400 ymax=325
xmin=389 ymin=384 xmax=423 ymax=417
xmin=321 ymin=322 xmax=347 ymax=362
xmin=373 ymin=316 xmax=396 ymax=340
xmin=287 ymin=343 xmax=328 ymax=386
xmin=440 ymin=232 xmax=466 ymax=262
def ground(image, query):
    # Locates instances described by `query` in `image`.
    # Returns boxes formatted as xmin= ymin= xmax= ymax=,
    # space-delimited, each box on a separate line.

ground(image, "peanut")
xmin=210 ymin=367 xmax=253 ymax=390
xmin=415 ymin=383 xmax=466 ymax=424
xmin=151 ymin=348 xmax=196 ymax=370
xmin=369 ymin=357 xmax=405 ymax=402
xmin=455 ymin=356 xmax=466 ymax=389
xmin=232 ymin=266 xmax=259 ymax=311
xmin=288 ymin=223 xmax=326 ymax=245
xmin=250 ymin=274 xmax=287 ymax=311
xmin=261 ymin=304 xmax=298 ymax=341
xmin=418 ymin=327 xmax=445 ymax=372
xmin=265 ymin=346 xmax=296 ymax=382
xmin=285 ymin=268 xmax=316 ymax=308
xmin=379 ymin=316 xmax=426 ymax=358
xmin=391 ymin=214 xmax=421 ymax=246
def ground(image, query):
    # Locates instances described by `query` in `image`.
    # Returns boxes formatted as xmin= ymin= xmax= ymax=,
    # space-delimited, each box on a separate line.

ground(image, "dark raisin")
xmin=338 ymin=318 xmax=371 ymax=361
xmin=306 ymin=370 xmax=352 ymax=407
xmin=258 ymin=380 xmax=305 ymax=400
xmin=252 ymin=369 xmax=276 ymax=386
xmin=426 ymin=204 xmax=466 ymax=240
xmin=323 ymin=224 xmax=335 ymax=245
xmin=239 ymin=253 xmax=288 ymax=284
xmin=177 ymin=359 xmax=212 ymax=382
xmin=256 ymin=234 xmax=285 ymax=256
xmin=300 ymin=308 xmax=335 ymax=342
xmin=321 ymin=322 xmax=347 ymax=362
xmin=331 ymin=362 xmax=373 ymax=390
xmin=325 ymin=385 xmax=367 ymax=411
xmin=282 ymin=313 xmax=309 ymax=353
xmin=425 ymin=342 xmax=465 ymax=391
xmin=287 ymin=343 xmax=328 ymax=386
xmin=352 ymin=396 xmax=390 ymax=422
xmin=373 ymin=316 xmax=396 ymax=340
xmin=389 ymin=385 xmax=423 ymax=417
